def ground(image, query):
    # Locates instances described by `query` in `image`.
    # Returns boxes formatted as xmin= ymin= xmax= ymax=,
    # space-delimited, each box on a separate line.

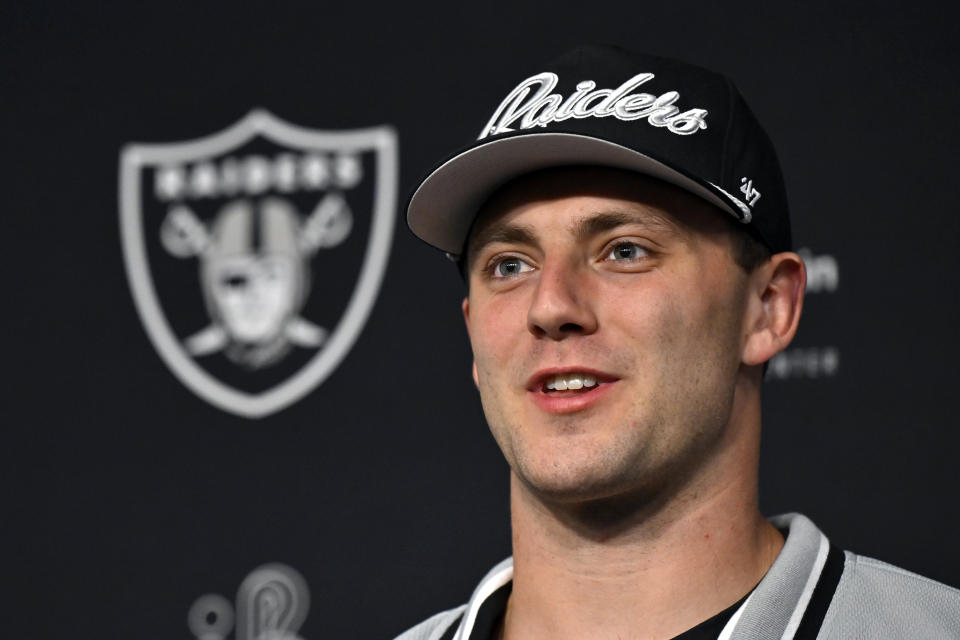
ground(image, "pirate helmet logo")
xmin=120 ymin=111 xmax=397 ymax=418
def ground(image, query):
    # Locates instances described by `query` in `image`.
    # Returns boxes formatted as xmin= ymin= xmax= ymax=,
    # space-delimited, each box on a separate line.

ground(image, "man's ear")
xmin=462 ymin=297 xmax=480 ymax=388
xmin=742 ymin=252 xmax=806 ymax=366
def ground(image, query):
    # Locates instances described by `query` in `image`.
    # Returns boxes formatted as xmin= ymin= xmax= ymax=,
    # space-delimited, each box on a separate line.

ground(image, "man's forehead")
xmin=466 ymin=167 xmax=720 ymax=253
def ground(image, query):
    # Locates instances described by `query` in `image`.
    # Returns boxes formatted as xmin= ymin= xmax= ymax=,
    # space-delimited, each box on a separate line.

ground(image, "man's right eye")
xmin=491 ymin=256 xmax=534 ymax=278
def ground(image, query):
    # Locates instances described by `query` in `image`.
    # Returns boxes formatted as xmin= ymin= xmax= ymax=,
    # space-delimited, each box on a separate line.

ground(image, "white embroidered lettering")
xmin=645 ymin=92 xmax=681 ymax=127
xmin=553 ymin=80 xmax=597 ymax=121
xmin=593 ymin=73 xmax=655 ymax=116
xmin=740 ymin=177 xmax=762 ymax=207
xmin=525 ymin=94 xmax=563 ymax=128
xmin=613 ymin=93 xmax=656 ymax=119
xmin=479 ymin=72 xmax=709 ymax=139
xmin=480 ymin=72 xmax=559 ymax=137
xmin=571 ymin=90 xmax=613 ymax=117
xmin=666 ymin=109 xmax=709 ymax=135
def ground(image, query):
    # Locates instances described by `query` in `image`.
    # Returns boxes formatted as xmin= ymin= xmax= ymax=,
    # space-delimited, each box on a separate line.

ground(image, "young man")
xmin=397 ymin=46 xmax=960 ymax=640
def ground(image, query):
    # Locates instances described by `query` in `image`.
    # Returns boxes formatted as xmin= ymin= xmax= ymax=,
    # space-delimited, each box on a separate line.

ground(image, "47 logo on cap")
xmin=120 ymin=110 xmax=397 ymax=418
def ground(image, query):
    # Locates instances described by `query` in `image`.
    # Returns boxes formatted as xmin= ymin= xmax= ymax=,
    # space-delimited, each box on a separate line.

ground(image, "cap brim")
xmin=407 ymin=132 xmax=752 ymax=256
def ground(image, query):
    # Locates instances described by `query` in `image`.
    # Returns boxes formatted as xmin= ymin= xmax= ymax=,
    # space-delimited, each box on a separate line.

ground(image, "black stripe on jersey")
xmin=440 ymin=545 xmax=845 ymax=640
xmin=792 ymin=544 xmax=846 ymax=640
xmin=439 ymin=583 xmax=511 ymax=640
xmin=438 ymin=615 xmax=459 ymax=640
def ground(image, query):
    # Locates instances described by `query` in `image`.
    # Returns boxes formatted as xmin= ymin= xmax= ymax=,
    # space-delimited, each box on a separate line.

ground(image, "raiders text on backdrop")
xmin=154 ymin=152 xmax=363 ymax=201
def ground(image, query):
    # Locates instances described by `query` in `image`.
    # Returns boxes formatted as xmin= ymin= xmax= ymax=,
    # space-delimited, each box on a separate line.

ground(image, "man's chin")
xmin=523 ymin=475 xmax=676 ymax=534
xmin=517 ymin=465 xmax=641 ymax=506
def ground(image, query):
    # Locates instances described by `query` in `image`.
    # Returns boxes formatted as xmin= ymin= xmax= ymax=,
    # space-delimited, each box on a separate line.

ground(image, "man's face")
xmin=462 ymin=168 xmax=755 ymax=506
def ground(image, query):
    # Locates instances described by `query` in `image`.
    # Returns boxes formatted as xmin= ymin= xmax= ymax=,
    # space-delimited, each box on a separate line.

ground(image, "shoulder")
xmin=819 ymin=551 xmax=960 ymax=638
xmin=392 ymin=605 xmax=465 ymax=640
xmin=391 ymin=557 xmax=514 ymax=640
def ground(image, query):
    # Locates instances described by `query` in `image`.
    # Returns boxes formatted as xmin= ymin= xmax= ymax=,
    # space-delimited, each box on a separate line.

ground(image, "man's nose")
xmin=526 ymin=260 xmax=598 ymax=340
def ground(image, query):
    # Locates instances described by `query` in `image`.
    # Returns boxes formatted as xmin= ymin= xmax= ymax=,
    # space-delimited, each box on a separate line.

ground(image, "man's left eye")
xmin=604 ymin=242 xmax=649 ymax=261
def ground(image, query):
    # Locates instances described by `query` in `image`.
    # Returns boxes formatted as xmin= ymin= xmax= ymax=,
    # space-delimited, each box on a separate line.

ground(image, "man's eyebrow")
xmin=467 ymin=223 xmax=538 ymax=259
xmin=573 ymin=210 xmax=677 ymax=241
xmin=465 ymin=210 xmax=678 ymax=270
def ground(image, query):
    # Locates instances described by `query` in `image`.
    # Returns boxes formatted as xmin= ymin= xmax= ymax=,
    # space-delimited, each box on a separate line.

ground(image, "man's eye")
xmin=604 ymin=242 xmax=649 ymax=261
xmin=492 ymin=257 xmax=534 ymax=278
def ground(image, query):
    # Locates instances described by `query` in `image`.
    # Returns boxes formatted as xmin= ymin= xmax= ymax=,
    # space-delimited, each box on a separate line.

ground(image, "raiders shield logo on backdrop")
xmin=120 ymin=110 xmax=397 ymax=418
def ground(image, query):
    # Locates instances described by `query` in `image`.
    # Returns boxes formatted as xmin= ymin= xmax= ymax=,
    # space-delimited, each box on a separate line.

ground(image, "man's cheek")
xmin=477 ymin=314 xmax=522 ymax=365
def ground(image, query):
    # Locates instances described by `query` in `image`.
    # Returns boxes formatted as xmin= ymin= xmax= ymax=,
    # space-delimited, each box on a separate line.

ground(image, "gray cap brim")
xmin=407 ymin=132 xmax=751 ymax=256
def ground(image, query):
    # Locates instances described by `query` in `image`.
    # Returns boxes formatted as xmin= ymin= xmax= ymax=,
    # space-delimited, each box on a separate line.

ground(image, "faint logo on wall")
xmin=120 ymin=111 xmax=398 ymax=418
xmin=188 ymin=563 xmax=310 ymax=640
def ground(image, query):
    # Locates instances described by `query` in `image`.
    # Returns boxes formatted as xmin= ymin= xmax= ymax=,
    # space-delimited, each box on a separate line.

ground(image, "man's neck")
xmin=502 ymin=463 xmax=783 ymax=640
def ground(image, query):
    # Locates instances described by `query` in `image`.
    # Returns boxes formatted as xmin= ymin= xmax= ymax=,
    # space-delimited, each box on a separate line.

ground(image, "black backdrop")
xmin=5 ymin=2 xmax=960 ymax=638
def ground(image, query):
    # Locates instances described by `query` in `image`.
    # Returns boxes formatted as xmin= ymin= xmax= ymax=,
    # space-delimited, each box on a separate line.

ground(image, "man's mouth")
xmin=528 ymin=368 xmax=617 ymax=393
xmin=527 ymin=368 xmax=618 ymax=413
xmin=542 ymin=372 xmax=600 ymax=393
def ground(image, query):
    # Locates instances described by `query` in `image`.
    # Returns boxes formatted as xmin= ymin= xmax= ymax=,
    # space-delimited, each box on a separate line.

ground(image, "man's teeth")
xmin=545 ymin=374 xmax=598 ymax=391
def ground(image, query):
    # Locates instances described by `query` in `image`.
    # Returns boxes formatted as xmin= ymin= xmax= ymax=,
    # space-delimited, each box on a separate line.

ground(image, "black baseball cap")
xmin=406 ymin=45 xmax=791 ymax=258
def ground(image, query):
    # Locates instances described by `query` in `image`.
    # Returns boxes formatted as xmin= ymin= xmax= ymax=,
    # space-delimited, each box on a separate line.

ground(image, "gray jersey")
xmin=394 ymin=513 xmax=960 ymax=640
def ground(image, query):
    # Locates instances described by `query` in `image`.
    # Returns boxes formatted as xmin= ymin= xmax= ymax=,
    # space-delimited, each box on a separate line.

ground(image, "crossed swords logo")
xmin=159 ymin=192 xmax=352 ymax=369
